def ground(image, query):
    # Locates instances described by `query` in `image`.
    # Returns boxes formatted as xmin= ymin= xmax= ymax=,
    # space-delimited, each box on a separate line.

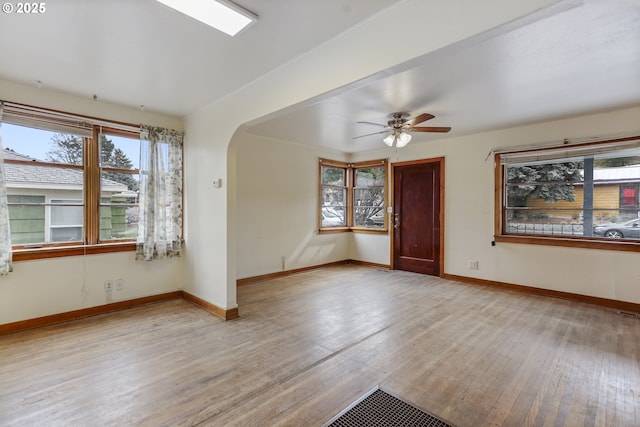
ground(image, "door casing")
xmin=390 ymin=157 xmax=445 ymax=277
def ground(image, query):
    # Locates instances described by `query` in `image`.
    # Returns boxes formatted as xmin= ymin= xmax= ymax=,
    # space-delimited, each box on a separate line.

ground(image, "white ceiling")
xmin=245 ymin=0 xmax=640 ymax=153
xmin=0 ymin=0 xmax=398 ymax=117
xmin=1 ymin=0 xmax=639 ymax=154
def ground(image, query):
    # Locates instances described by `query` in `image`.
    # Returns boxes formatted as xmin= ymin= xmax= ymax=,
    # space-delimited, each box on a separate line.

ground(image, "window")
xmin=0 ymin=102 xmax=148 ymax=259
xmin=50 ymin=199 xmax=83 ymax=242
xmin=353 ymin=164 xmax=386 ymax=228
xmin=620 ymin=185 xmax=638 ymax=208
xmin=319 ymin=158 xmax=387 ymax=232
xmin=495 ymin=135 xmax=640 ymax=250
xmin=320 ymin=162 xmax=347 ymax=228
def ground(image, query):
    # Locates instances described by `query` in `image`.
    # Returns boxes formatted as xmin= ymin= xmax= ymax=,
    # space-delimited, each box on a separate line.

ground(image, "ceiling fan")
xmin=354 ymin=112 xmax=451 ymax=147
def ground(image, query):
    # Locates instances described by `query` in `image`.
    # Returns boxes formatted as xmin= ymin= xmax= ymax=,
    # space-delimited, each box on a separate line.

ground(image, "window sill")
xmin=318 ymin=227 xmax=350 ymax=234
xmin=319 ymin=227 xmax=388 ymax=235
xmin=494 ymin=234 xmax=640 ymax=252
xmin=12 ymin=242 xmax=137 ymax=261
xmin=351 ymin=227 xmax=388 ymax=235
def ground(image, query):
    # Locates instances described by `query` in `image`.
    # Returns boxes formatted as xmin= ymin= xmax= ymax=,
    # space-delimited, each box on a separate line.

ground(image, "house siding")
xmin=7 ymin=195 xmax=45 ymax=244
xmin=527 ymin=184 xmax=627 ymax=220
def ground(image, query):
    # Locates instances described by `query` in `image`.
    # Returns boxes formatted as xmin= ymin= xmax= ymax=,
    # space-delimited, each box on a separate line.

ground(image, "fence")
xmin=507 ymin=223 xmax=584 ymax=236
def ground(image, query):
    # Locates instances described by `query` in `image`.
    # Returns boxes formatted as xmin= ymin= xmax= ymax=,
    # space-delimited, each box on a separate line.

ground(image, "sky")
xmin=0 ymin=122 xmax=140 ymax=169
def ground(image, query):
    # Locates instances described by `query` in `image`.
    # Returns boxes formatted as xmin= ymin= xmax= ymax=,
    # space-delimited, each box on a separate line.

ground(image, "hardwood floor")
xmin=1 ymin=265 xmax=639 ymax=426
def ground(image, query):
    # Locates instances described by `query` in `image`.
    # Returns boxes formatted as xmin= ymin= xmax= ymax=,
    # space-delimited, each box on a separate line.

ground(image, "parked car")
xmin=593 ymin=218 xmax=640 ymax=238
xmin=364 ymin=211 xmax=385 ymax=226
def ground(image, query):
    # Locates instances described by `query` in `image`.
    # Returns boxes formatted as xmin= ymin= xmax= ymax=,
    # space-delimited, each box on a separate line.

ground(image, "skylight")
xmin=155 ymin=0 xmax=257 ymax=36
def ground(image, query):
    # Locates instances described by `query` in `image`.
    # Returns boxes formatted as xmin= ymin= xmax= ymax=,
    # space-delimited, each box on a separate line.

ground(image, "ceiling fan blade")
xmin=352 ymin=130 xmax=391 ymax=139
xmin=356 ymin=121 xmax=388 ymax=128
xmin=409 ymin=126 xmax=452 ymax=133
xmin=404 ymin=113 xmax=435 ymax=127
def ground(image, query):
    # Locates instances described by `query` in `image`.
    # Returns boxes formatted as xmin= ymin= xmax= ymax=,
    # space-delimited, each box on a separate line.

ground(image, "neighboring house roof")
xmin=593 ymin=165 xmax=640 ymax=184
xmin=2 ymin=148 xmax=128 ymax=192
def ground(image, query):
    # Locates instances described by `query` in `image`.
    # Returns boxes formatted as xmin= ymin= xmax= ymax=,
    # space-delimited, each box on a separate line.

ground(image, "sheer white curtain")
xmin=0 ymin=103 xmax=13 ymax=274
xmin=136 ymin=125 xmax=183 ymax=261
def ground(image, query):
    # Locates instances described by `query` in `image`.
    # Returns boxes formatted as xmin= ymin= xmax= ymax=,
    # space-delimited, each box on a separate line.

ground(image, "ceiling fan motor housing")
xmin=389 ymin=112 xmax=409 ymax=128
xmin=353 ymin=111 xmax=450 ymax=142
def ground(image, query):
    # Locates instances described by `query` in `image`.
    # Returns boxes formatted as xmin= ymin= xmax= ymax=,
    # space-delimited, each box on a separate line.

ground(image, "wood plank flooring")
xmin=1 ymin=265 xmax=639 ymax=426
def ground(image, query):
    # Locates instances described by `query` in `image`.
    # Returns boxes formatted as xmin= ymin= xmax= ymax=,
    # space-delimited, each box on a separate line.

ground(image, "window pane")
xmin=100 ymin=134 xmax=139 ymax=170
xmin=99 ymin=133 xmax=140 ymax=241
xmin=354 ymin=207 xmax=385 ymax=227
xmin=321 ymin=207 xmax=345 ymax=227
xmin=51 ymin=200 xmax=83 ymax=225
xmin=355 ymin=166 xmax=385 ymax=187
xmin=354 ymin=187 xmax=384 ymax=205
xmin=505 ymin=161 xmax=583 ymax=208
xmin=7 ymin=195 xmax=45 ymax=245
xmin=322 ymin=166 xmax=345 ymax=185
xmin=50 ymin=200 xmax=83 ymax=241
xmin=2 ymin=123 xmax=83 ymax=165
xmin=100 ymin=172 xmax=139 ymax=240
xmin=101 ymin=166 xmax=139 ymax=193
xmin=51 ymin=227 xmax=83 ymax=242
xmin=503 ymin=149 xmax=640 ymax=241
xmin=322 ymin=186 xmax=345 ymax=206
xmin=3 ymin=122 xmax=86 ymax=246
xmin=505 ymin=208 xmax=584 ymax=236
xmin=354 ymin=165 xmax=385 ymax=228
xmin=5 ymin=161 xmax=85 ymax=244
xmin=354 ymin=188 xmax=384 ymax=227
xmin=594 ymin=217 xmax=640 ymax=240
xmin=321 ymin=162 xmax=346 ymax=227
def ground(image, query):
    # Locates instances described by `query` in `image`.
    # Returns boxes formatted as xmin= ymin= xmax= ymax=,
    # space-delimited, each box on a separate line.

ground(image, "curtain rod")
xmin=1 ymin=100 xmax=141 ymax=134
xmin=485 ymin=132 xmax=640 ymax=162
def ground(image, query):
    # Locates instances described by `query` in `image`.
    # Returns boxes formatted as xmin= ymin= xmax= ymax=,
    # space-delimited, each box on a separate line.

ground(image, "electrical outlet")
xmin=104 ymin=280 xmax=113 ymax=292
xmin=467 ymin=260 xmax=479 ymax=270
xmin=116 ymin=278 xmax=124 ymax=291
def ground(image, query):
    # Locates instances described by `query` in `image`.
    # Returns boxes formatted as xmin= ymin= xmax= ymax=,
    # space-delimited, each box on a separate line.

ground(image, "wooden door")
xmin=393 ymin=159 xmax=443 ymax=276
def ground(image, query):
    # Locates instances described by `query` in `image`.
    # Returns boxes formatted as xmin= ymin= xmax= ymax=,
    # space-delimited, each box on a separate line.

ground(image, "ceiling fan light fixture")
xmin=383 ymin=133 xmax=395 ymax=147
xmin=355 ymin=112 xmax=449 ymax=148
xmin=395 ymin=132 xmax=412 ymax=148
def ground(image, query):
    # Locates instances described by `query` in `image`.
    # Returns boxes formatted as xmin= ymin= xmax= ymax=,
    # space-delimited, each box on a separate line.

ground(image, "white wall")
xmin=350 ymin=232 xmax=391 ymax=266
xmin=1 ymin=252 xmax=185 ymax=325
xmin=0 ymin=80 xmax=186 ymax=325
xmin=0 ymin=79 xmax=183 ymax=131
xmin=349 ymin=106 xmax=640 ymax=304
xmin=234 ymin=135 xmax=349 ymax=279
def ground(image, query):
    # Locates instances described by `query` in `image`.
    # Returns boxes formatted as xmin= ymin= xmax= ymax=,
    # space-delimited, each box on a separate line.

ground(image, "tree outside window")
xmin=498 ymin=137 xmax=640 ymax=247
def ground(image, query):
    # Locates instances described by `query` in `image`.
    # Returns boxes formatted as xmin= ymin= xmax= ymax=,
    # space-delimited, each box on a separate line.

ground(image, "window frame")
xmin=318 ymin=158 xmax=388 ymax=234
xmin=97 ymin=127 xmax=141 ymax=243
xmin=1 ymin=103 xmax=150 ymax=260
xmin=319 ymin=159 xmax=349 ymax=231
xmin=494 ymin=135 xmax=640 ymax=252
xmin=620 ymin=185 xmax=638 ymax=209
xmin=49 ymin=198 xmax=84 ymax=243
